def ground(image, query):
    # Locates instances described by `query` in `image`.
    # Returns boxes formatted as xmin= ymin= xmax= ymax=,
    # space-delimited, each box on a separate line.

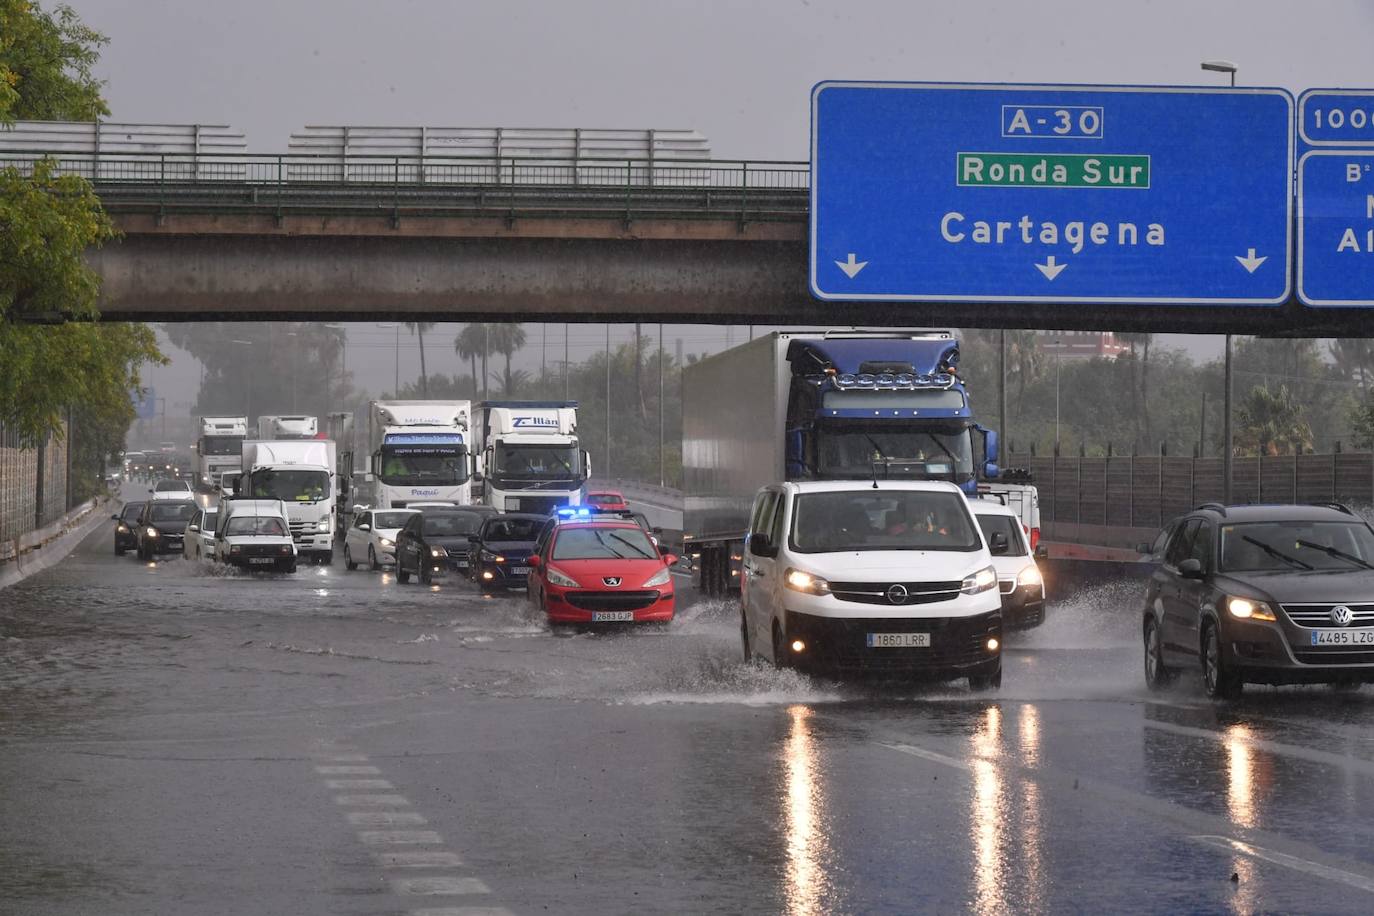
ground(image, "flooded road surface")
xmin=7 ymin=496 xmax=1374 ymax=913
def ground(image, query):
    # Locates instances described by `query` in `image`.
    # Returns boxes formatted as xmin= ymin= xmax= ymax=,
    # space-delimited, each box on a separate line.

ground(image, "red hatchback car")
xmin=528 ymin=519 xmax=678 ymax=625
xmin=584 ymin=490 xmax=630 ymax=512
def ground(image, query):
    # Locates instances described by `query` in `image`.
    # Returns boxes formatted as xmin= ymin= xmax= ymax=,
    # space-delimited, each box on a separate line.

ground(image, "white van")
xmin=215 ymin=499 xmax=297 ymax=572
xmin=970 ymin=499 xmax=1046 ymax=630
xmin=739 ymin=480 xmax=1003 ymax=689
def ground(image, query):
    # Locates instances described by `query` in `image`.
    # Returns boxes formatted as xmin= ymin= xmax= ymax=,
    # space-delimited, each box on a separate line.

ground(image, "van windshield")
xmin=790 ymin=490 xmax=980 ymax=553
xmin=226 ymin=516 xmax=287 ymax=536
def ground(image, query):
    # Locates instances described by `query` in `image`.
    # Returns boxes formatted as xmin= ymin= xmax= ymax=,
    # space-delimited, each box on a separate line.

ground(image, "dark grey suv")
xmin=1143 ymin=503 xmax=1374 ymax=698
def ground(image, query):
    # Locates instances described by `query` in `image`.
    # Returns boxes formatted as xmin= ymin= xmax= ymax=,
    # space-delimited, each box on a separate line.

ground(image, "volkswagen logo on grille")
xmin=603 ymin=577 xmax=622 ymax=587
xmin=886 ymin=584 xmax=909 ymax=605
xmin=1332 ymin=605 xmax=1355 ymax=627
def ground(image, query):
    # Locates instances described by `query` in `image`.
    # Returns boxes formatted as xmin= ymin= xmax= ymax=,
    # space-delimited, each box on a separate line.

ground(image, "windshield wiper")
xmin=920 ymin=433 xmax=961 ymax=469
xmin=865 ymin=435 xmax=889 ymax=460
xmin=1241 ymin=535 xmax=1313 ymax=571
xmin=1295 ymin=539 xmax=1374 ymax=570
xmin=599 ymin=530 xmax=654 ymax=559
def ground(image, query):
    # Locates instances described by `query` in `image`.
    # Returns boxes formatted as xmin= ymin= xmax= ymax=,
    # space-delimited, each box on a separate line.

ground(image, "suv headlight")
xmin=546 ymin=566 xmax=580 ymax=588
xmin=146 ymin=527 xmax=160 ymax=538
xmin=961 ymin=565 xmax=998 ymax=595
xmin=1227 ymin=597 xmax=1277 ymax=622
xmin=784 ymin=568 xmax=831 ymax=596
xmin=430 ymin=546 xmax=447 ymax=558
xmin=378 ymin=537 xmax=393 ymax=548
xmin=642 ymin=566 xmax=671 ymax=588
xmin=1016 ymin=565 xmax=1042 ymax=588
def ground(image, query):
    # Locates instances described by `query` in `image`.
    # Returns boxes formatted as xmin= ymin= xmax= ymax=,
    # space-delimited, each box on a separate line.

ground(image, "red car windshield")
xmin=553 ymin=527 xmax=656 ymax=560
xmin=587 ymin=493 xmax=625 ymax=506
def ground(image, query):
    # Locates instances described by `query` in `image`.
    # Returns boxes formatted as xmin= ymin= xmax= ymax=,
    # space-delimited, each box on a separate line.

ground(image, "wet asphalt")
xmin=7 ymin=490 xmax=1374 ymax=913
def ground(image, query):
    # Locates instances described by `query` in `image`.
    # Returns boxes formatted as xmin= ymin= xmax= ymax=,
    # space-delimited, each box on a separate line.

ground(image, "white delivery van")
xmin=970 ymin=498 xmax=1046 ymax=630
xmin=739 ymin=480 xmax=1003 ymax=689
xmin=214 ymin=498 xmax=297 ymax=572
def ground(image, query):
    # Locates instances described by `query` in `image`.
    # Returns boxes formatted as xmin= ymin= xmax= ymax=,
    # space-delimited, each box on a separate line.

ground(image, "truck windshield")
xmin=200 ymin=435 xmax=244 ymax=456
xmin=248 ymin=469 xmax=331 ymax=502
xmin=379 ymin=446 xmax=469 ymax=486
xmin=814 ymin=422 xmax=973 ymax=480
xmin=790 ymin=490 xmax=980 ymax=553
xmin=494 ymin=445 xmax=581 ymax=481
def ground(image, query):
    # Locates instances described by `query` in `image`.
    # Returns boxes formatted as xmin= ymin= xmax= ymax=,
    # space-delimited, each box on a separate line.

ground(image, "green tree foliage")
xmin=1237 ymin=384 xmax=1313 ymax=456
xmin=0 ymin=1 xmax=164 ymax=480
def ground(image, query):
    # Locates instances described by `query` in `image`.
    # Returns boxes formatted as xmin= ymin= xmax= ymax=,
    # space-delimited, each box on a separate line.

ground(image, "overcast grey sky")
xmin=63 ymin=0 xmax=1374 ymax=409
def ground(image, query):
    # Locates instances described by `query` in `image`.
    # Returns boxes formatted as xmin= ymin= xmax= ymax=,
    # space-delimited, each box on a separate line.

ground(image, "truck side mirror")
xmin=984 ymin=428 xmax=999 ymax=465
xmin=983 ymin=461 xmax=1000 ymax=480
xmin=582 ymin=450 xmax=592 ymax=479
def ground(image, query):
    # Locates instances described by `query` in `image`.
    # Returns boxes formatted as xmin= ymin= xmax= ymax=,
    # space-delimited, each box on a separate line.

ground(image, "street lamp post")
xmin=1054 ymin=340 xmax=1062 ymax=455
xmin=230 ymin=339 xmax=253 ymax=423
xmin=1203 ymin=59 xmax=1238 ymax=503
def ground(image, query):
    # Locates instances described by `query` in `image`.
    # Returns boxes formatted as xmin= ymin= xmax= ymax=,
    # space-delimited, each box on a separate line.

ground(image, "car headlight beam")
xmin=784 ymin=567 xmax=831 ymax=596
xmin=961 ymin=565 xmax=998 ymax=595
xmin=1227 ymin=597 xmax=1277 ymax=622
xmin=1016 ymin=564 xmax=1042 ymax=588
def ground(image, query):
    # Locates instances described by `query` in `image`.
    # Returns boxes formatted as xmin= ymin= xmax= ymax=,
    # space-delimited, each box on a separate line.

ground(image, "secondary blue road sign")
xmin=134 ymin=388 xmax=157 ymax=420
xmin=1299 ymin=89 xmax=1374 ymax=148
xmin=1299 ymin=150 xmax=1374 ymax=306
xmin=810 ymin=82 xmax=1294 ymax=305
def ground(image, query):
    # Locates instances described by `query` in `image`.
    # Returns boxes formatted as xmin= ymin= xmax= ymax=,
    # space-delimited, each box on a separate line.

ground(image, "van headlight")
xmin=1227 ymin=597 xmax=1277 ymax=622
xmin=784 ymin=568 xmax=831 ymax=596
xmin=1016 ymin=565 xmax=1042 ymax=588
xmin=961 ymin=565 xmax=998 ymax=595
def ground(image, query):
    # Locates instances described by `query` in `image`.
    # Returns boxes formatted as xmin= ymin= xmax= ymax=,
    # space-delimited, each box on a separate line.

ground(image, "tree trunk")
xmin=634 ymin=322 xmax=646 ymax=425
xmin=468 ymin=353 xmax=479 ymax=399
xmin=1141 ymin=338 xmax=1151 ymax=447
xmin=503 ymin=350 xmax=514 ymax=395
xmin=418 ymin=326 xmax=429 ymax=398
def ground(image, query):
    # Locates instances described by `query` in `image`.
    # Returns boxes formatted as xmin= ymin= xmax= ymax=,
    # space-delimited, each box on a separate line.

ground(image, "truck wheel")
xmin=344 ymin=546 xmax=357 ymax=571
xmin=321 ymin=551 xmax=334 ymax=566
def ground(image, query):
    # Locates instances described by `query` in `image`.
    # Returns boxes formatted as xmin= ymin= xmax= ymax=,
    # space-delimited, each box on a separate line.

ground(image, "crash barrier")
xmin=0 ymin=497 xmax=103 ymax=587
xmin=1012 ymin=451 xmax=1374 ymax=544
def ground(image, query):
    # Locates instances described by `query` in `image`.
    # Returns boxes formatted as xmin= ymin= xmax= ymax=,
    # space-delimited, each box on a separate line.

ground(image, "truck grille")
xmin=508 ymin=496 xmax=564 ymax=515
xmin=1281 ymin=604 xmax=1374 ymax=628
xmin=827 ymin=580 xmax=963 ymax=606
xmin=566 ymin=591 xmax=660 ymax=611
xmin=288 ymin=520 xmax=311 ymax=543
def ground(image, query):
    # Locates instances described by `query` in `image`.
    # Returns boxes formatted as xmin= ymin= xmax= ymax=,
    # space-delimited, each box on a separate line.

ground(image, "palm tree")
xmin=404 ymin=322 xmax=436 ymax=398
xmin=454 ymin=324 xmax=486 ymax=400
xmin=1117 ymin=332 xmax=1153 ymax=448
xmin=1331 ymin=338 xmax=1374 ymax=394
xmin=1006 ymin=330 xmax=1045 ymax=412
xmin=486 ymin=324 xmax=528 ymax=397
xmin=1238 ymin=384 xmax=1313 ymax=456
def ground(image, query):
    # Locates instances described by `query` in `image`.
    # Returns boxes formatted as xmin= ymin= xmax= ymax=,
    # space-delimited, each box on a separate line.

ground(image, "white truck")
xmin=365 ymin=400 xmax=474 ymax=510
xmin=256 ymin=415 xmax=319 ymax=439
xmin=471 ymin=401 xmax=589 ymax=514
xmin=238 ymin=439 xmax=338 ymax=564
xmin=325 ymin=411 xmax=357 ymax=533
xmin=194 ymin=416 xmax=247 ymax=491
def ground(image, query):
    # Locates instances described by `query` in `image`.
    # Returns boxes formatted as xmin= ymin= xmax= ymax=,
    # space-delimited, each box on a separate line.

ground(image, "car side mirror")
xmin=112 ymin=514 xmax=121 ymax=520
xmin=989 ymin=532 xmax=1009 ymax=554
xmin=662 ymin=553 xmax=679 ymax=567
xmin=528 ymin=555 xmax=542 ymax=568
xmin=188 ymin=524 xmax=199 ymax=532
xmin=749 ymin=533 xmax=776 ymax=558
xmin=1178 ymin=557 xmax=1205 ymax=579
xmin=358 ymin=523 xmax=371 ymax=532
xmin=1035 ymin=545 xmax=1049 ymax=560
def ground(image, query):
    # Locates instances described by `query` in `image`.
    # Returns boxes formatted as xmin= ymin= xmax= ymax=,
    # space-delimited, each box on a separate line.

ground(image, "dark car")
xmin=394 ymin=507 xmax=496 ymax=584
xmin=135 ymin=499 xmax=197 ymax=559
xmin=112 ymin=501 xmax=145 ymax=555
xmin=1143 ymin=503 xmax=1374 ymax=698
xmin=467 ymin=513 xmax=546 ymax=592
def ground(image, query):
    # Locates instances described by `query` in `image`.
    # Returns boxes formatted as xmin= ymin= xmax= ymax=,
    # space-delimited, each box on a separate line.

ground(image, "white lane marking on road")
xmin=1144 ymin=719 xmax=1374 ymax=777
xmin=315 ymin=765 xmax=382 ymax=775
xmin=348 ymin=810 xmax=428 ymax=827
xmin=357 ymin=830 xmax=445 ymax=845
xmin=882 ymin=743 xmax=972 ymax=771
xmin=375 ymin=851 xmax=465 ymax=868
xmin=409 ymin=908 xmax=516 ymax=916
xmin=392 ymin=876 xmax=491 ymax=896
xmin=325 ymin=753 xmax=371 ymax=761
xmin=325 ymin=778 xmax=394 ymax=790
xmin=335 ymin=794 xmax=412 ymax=806
xmin=1192 ymin=836 xmax=1374 ymax=894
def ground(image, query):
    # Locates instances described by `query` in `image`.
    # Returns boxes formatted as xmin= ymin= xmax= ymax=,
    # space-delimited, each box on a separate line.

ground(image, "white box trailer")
xmin=239 ymin=439 xmax=337 ymax=563
xmin=365 ymin=400 xmax=473 ymax=509
xmin=256 ymin=415 xmax=318 ymax=439
xmin=195 ymin=416 xmax=247 ymax=490
xmin=471 ymin=401 xmax=588 ymax=514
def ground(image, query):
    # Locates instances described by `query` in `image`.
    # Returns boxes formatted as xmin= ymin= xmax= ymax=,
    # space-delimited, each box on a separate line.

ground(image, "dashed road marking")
xmin=1144 ymin=719 xmax=1374 ymax=776
xmin=375 ymin=851 xmax=465 ymax=868
xmin=348 ymin=810 xmax=428 ymax=827
xmin=409 ymin=908 xmax=516 ymax=916
xmin=883 ymin=742 xmax=971 ymax=771
xmin=325 ymin=753 xmax=371 ymax=762
xmin=357 ymin=830 xmax=445 ymax=845
xmin=1192 ymin=836 xmax=1374 ymax=894
xmin=325 ymin=778 xmax=394 ymax=790
xmin=335 ymin=794 xmax=412 ymax=806
xmin=315 ymin=765 xmax=382 ymax=775
xmin=393 ymin=876 xmax=491 ymax=896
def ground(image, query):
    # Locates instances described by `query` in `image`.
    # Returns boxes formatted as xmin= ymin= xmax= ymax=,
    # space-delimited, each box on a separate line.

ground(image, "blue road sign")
xmin=134 ymin=388 xmax=157 ymax=420
xmin=810 ymin=82 xmax=1294 ymax=305
xmin=1299 ymin=89 xmax=1374 ymax=148
xmin=1298 ymin=150 xmax=1374 ymax=306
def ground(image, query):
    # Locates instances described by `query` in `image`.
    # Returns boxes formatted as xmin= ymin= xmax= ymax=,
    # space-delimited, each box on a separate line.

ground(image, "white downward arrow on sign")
xmin=1235 ymin=248 xmax=1267 ymax=273
xmin=1035 ymin=256 xmax=1067 ymax=281
xmin=835 ymin=253 xmax=868 ymax=278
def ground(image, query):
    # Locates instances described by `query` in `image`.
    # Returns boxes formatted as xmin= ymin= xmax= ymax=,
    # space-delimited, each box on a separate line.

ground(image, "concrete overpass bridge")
xmin=5 ymin=143 xmax=1370 ymax=334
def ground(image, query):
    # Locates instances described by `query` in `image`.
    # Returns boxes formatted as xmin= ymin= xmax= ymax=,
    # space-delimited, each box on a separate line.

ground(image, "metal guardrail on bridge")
xmin=0 ymin=148 xmax=810 ymax=224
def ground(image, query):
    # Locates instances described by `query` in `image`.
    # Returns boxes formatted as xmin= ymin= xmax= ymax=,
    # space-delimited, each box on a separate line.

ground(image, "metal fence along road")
xmin=0 ymin=148 xmax=810 ymax=224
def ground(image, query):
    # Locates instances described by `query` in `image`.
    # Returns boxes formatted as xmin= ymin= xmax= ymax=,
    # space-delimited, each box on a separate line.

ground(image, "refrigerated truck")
xmin=682 ymin=330 xmax=1039 ymax=595
xmin=195 ymin=416 xmax=248 ymax=490
xmin=238 ymin=439 xmax=338 ymax=563
xmin=255 ymin=415 xmax=318 ymax=440
xmin=471 ymin=401 xmax=588 ymax=514
xmin=324 ymin=411 xmax=356 ymax=534
xmin=365 ymin=400 xmax=473 ymax=509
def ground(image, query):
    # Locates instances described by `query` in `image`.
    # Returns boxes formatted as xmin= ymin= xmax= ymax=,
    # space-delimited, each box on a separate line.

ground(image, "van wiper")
xmin=1295 ymin=539 xmax=1374 ymax=570
xmin=1242 ymin=535 xmax=1313 ymax=571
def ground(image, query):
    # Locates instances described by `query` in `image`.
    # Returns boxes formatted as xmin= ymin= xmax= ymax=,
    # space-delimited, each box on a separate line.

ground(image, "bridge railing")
xmin=1 ymin=149 xmax=810 ymax=222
